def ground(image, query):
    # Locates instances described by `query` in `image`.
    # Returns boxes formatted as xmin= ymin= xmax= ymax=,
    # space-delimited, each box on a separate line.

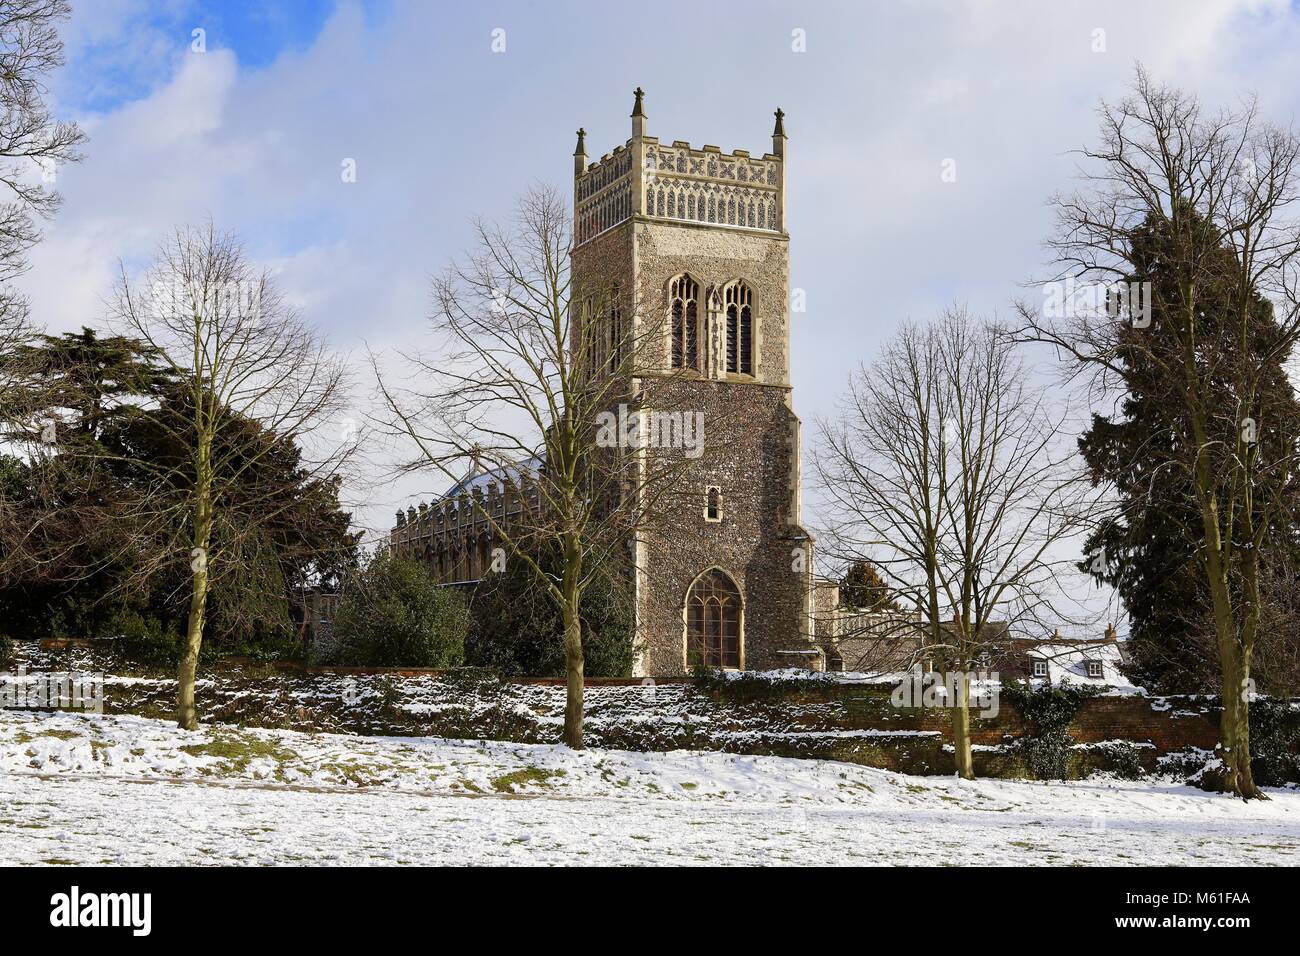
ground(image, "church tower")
xmin=572 ymin=89 xmax=818 ymax=676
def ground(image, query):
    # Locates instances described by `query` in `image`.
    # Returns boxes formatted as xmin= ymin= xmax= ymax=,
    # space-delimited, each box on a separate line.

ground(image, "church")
xmin=391 ymin=90 xmax=822 ymax=676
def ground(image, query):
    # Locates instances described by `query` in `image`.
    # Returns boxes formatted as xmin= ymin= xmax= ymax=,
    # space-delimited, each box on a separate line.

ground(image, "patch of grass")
xmin=837 ymin=780 xmax=874 ymax=793
xmin=679 ymin=781 xmax=698 ymax=791
xmin=316 ymin=761 xmax=381 ymax=786
xmin=36 ymin=729 xmax=80 ymax=741
xmin=177 ymin=735 xmax=291 ymax=776
xmin=489 ymin=766 xmax=563 ymax=793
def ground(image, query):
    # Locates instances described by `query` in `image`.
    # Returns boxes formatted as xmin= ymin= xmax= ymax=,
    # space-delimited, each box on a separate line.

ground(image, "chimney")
xmin=1105 ymin=622 xmax=1118 ymax=642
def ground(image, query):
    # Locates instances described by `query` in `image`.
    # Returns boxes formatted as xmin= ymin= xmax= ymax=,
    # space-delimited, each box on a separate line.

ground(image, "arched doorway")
xmin=685 ymin=568 xmax=742 ymax=669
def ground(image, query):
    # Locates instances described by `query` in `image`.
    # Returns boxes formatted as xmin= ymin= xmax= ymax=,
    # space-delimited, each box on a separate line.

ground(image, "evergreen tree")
xmin=466 ymin=549 xmax=635 ymax=678
xmin=1079 ymin=211 xmax=1300 ymax=693
xmin=326 ymin=550 xmax=468 ymax=667
xmin=838 ymin=559 xmax=901 ymax=613
xmin=0 ymin=329 xmax=358 ymax=652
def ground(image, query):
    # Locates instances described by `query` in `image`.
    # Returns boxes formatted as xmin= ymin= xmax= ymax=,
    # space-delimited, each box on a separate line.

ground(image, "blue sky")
xmin=22 ymin=0 xmax=1300 ymax=630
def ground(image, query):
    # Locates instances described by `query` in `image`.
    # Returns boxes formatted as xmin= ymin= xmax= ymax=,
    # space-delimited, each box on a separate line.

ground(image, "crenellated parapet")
xmin=574 ymin=89 xmax=787 ymax=247
xmin=389 ymin=475 xmax=540 ymax=584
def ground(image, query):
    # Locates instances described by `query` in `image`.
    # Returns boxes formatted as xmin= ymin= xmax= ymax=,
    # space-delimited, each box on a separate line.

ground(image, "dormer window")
xmin=704 ymin=485 xmax=722 ymax=522
xmin=1032 ymin=659 xmax=1048 ymax=679
xmin=1086 ymin=659 xmax=1104 ymax=679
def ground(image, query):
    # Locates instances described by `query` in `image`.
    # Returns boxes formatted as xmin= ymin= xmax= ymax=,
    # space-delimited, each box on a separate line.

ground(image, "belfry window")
xmin=670 ymin=274 xmax=700 ymax=370
xmin=724 ymin=282 xmax=753 ymax=375
xmin=606 ymin=299 xmax=622 ymax=372
xmin=584 ymin=289 xmax=623 ymax=376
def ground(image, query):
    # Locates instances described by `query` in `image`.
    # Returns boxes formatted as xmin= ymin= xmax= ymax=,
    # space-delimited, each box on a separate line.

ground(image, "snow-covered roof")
xmin=1025 ymin=641 xmax=1139 ymax=693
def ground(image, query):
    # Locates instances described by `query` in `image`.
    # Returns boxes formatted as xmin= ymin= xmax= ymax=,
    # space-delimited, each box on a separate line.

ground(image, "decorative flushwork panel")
xmin=575 ymin=149 xmax=633 ymax=246
xmin=577 ymin=149 xmax=632 ymax=202
xmin=576 ymin=180 xmax=632 ymax=246
xmin=650 ymin=148 xmax=777 ymax=186
xmin=576 ymin=138 xmax=783 ymax=247
xmin=644 ymin=143 xmax=780 ymax=234
xmin=646 ymin=180 xmax=777 ymax=231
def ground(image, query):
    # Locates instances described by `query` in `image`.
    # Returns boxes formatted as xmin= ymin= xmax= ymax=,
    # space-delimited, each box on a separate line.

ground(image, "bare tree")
xmin=0 ymin=0 xmax=85 ymax=287
xmin=1013 ymin=69 xmax=1300 ymax=798
xmin=110 ymin=223 xmax=354 ymax=730
xmin=0 ymin=0 xmax=83 ymax=441
xmin=815 ymin=309 xmax=1092 ymax=779
xmin=0 ymin=0 xmax=85 ymax=582
xmin=0 ymin=305 xmax=29 ymax=425
xmin=375 ymin=185 xmax=714 ymax=749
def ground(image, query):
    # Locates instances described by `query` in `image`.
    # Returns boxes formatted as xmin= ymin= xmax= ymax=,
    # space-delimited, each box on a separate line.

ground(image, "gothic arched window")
xmin=723 ymin=282 xmax=754 ymax=375
xmin=686 ymin=569 xmax=741 ymax=669
xmin=669 ymin=275 xmax=699 ymax=370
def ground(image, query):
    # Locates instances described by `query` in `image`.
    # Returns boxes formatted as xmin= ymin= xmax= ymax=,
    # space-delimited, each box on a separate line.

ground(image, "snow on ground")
xmin=1 ymin=710 xmax=1297 ymax=865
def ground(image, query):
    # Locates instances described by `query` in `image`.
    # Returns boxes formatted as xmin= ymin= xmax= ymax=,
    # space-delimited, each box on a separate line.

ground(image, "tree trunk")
xmin=1216 ymin=655 xmax=1265 ymax=800
xmin=560 ymin=534 xmax=584 ymax=749
xmin=561 ymin=598 xmax=584 ymax=749
xmin=177 ymin=451 xmax=212 ymax=731
xmin=950 ymin=671 xmax=975 ymax=780
xmin=1191 ymin=442 xmax=1264 ymax=798
xmin=177 ymin=561 xmax=208 ymax=731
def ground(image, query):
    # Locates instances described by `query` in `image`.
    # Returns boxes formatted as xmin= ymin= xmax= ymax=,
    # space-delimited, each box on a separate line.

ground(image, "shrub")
xmin=325 ymin=551 xmax=469 ymax=667
xmin=1249 ymin=697 xmax=1300 ymax=787
xmin=104 ymin=608 xmax=181 ymax=666
xmin=691 ymin=668 xmax=830 ymax=700
xmin=1001 ymin=680 xmax=1099 ymax=780
xmin=1093 ymin=741 xmax=1145 ymax=780
xmin=0 ymin=631 xmax=11 ymax=663
xmin=466 ymin=554 xmax=634 ymax=678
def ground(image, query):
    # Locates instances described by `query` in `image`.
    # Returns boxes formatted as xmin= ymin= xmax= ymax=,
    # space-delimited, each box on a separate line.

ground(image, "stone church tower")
xmin=573 ymin=89 xmax=818 ymax=676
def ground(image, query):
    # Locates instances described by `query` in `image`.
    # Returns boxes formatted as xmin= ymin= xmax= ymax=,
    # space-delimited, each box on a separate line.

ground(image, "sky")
xmin=20 ymin=0 xmax=1300 ymax=633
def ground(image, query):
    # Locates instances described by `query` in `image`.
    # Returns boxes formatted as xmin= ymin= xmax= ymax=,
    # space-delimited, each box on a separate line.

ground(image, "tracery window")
xmin=606 ymin=291 xmax=623 ymax=373
xmin=669 ymin=275 xmax=700 ymax=370
xmin=723 ymin=282 xmax=754 ymax=375
xmin=686 ymin=569 xmax=741 ymax=669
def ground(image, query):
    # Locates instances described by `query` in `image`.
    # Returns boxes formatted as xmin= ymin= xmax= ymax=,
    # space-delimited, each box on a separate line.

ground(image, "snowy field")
xmin=1 ymin=710 xmax=1297 ymax=865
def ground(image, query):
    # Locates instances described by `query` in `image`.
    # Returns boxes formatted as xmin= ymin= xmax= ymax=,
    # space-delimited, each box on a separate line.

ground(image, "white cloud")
xmin=16 ymin=0 xmax=1300 ymax=568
